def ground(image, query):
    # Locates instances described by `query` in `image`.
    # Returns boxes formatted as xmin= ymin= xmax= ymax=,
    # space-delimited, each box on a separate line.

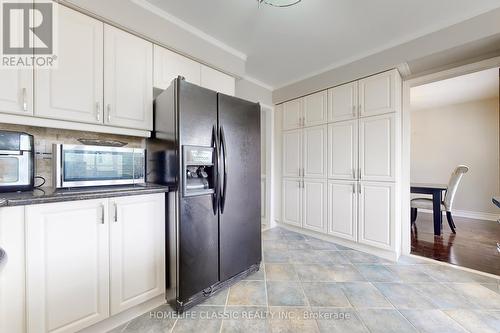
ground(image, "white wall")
xmin=411 ymin=98 xmax=499 ymax=215
xmin=235 ymin=79 xmax=273 ymax=107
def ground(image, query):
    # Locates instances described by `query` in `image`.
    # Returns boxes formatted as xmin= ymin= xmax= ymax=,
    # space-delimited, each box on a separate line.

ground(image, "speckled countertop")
xmin=0 ymin=183 xmax=171 ymax=207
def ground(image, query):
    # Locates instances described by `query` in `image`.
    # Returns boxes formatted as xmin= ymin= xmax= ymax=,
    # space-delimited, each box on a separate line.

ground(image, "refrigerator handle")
xmin=212 ymin=125 xmax=219 ymax=215
xmin=220 ymin=126 xmax=228 ymax=214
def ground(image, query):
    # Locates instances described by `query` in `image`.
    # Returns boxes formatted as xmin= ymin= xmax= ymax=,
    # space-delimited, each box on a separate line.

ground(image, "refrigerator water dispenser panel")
xmin=183 ymin=145 xmax=215 ymax=197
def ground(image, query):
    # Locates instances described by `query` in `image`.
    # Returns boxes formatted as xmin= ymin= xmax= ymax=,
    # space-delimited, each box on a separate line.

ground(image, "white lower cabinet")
xmin=328 ymin=180 xmax=357 ymax=242
xmin=282 ymin=178 xmax=302 ymax=227
xmin=358 ymin=182 xmax=395 ymax=250
xmin=21 ymin=193 xmax=165 ymax=333
xmin=25 ymin=199 xmax=110 ymax=333
xmin=0 ymin=207 xmax=26 ymax=333
xmin=302 ymin=179 xmax=327 ymax=233
xmin=109 ymin=194 xmax=165 ymax=315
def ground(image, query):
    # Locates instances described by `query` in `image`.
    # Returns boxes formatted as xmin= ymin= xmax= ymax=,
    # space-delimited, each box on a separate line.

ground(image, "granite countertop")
xmin=0 ymin=183 xmax=171 ymax=207
xmin=493 ymin=197 xmax=500 ymax=208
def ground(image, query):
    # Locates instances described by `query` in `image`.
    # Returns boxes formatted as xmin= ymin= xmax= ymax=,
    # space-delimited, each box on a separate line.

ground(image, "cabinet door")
xmin=303 ymin=125 xmax=327 ymax=179
xmin=200 ymin=65 xmax=235 ymax=96
xmin=0 ymin=207 xmax=26 ymax=333
xmin=358 ymin=182 xmax=395 ymax=250
xmin=282 ymin=99 xmax=303 ymax=131
xmin=359 ymin=114 xmax=395 ymax=182
xmin=358 ymin=70 xmax=397 ymax=117
xmin=282 ymin=179 xmax=302 ymax=227
xmin=104 ymin=25 xmax=153 ymax=130
xmin=328 ymin=180 xmax=357 ymax=241
xmin=25 ymin=199 xmax=109 ymax=333
xmin=282 ymin=129 xmax=302 ymax=178
xmin=0 ymin=69 xmax=33 ymax=116
xmin=328 ymin=82 xmax=357 ymax=122
xmin=328 ymin=120 xmax=358 ymax=180
xmin=109 ymin=194 xmax=165 ymax=315
xmin=35 ymin=6 xmax=103 ymax=123
xmin=303 ymin=91 xmax=327 ymax=126
xmin=154 ymin=45 xmax=201 ymax=89
xmin=303 ymin=179 xmax=327 ymax=233
xmin=0 ymin=9 xmax=33 ymax=116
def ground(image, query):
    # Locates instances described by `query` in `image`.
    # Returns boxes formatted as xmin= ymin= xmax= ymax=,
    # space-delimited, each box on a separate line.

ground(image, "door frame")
xmin=400 ymin=55 xmax=500 ymax=255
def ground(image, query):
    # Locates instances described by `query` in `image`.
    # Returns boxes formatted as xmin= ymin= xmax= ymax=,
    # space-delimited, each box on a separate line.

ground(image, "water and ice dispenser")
xmin=182 ymin=145 xmax=215 ymax=197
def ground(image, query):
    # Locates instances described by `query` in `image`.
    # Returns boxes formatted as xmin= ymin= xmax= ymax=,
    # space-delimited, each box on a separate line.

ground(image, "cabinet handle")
xmin=352 ymin=183 xmax=356 ymax=194
xmin=352 ymin=105 xmax=356 ymax=116
xmin=352 ymin=169 xmax=356 ymax=179
xmin=107 ymin=104 xmax=111 ymax=122
xmin=113 ymin=202 xmax=118 ymax=222
xmin=100 ymin=203 xmax=105 ymax=224
xmin=358 ymin=183 xmax=362 ymax=194
xmin=96 ymin=102 xmax=101 ymax=121
xmin=22 ymin=88 xmax=27 ymax=111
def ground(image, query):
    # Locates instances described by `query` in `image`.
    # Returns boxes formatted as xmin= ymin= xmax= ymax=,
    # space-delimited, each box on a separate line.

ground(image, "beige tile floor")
xmin=109 ymin=227 xmax=500 ymax=333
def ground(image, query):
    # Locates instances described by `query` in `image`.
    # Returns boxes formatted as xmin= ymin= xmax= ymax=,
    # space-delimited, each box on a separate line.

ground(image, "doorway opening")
xmin=407 ymin=66 xmax=500 ymax=275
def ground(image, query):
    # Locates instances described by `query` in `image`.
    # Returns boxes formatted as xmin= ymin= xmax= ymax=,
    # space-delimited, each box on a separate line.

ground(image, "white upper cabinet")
xmin=303 ymin=125 xmax=327 ymax=179
xmin=303 ymin=179 xmax=327 ymax=233
xmin=282 ymin=129 xmax=302 ymax=178
xmin=153 ymin=45 xmax=201 ymax=89
xmin=358 ymin=181 xmax=395 ymax=250
xmin=0 ymin=69 xmax=33 ymax=116
xmin=328 ymin=82 xmax=358 ymax=122
xmin=328 ymin=120 xmax=358 ymax=180
xmin=359 ymin=113 xmax=395 ymax=182
xmin=282 ymin=99 xmax=303 ymax=131
xmin=109 ymin=194 xmax=165 ymax=315
xmin=358 ymin=70 xmax=398 ymax=117
xmin=303 ymin=91 xmax=327 ymax=126
xmin=25 ymin=199 xmax=110 ymax=333
xmin=0 ymin=7 xmax=32 ymax=116
xmin=200 ymin=65 xmax=235 ymax=96
xmin=328 ymin=180 xmax=357 ymax=241
xmin=104 ymin=25 xmax=153 ymax=130
xmin=282 ymin=178 xmax=302 ymax=227
xmin=35 ymin=6 xmax=103 ymax=124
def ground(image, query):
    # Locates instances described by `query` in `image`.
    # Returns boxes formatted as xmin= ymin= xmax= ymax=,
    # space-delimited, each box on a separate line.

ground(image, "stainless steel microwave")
xmin=53 ymin=144 xmax=145 ymax=188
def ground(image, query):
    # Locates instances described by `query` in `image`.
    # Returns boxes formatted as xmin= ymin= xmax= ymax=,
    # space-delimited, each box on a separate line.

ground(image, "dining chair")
xmin=411 ymin=165 xmax=469 ymax=234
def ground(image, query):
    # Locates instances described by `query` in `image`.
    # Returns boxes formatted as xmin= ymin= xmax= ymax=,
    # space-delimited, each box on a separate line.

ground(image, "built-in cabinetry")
xmin=0 ymin=3 xmax=235 ymax=136
xmin=282 ymin=90 xmax=328 ymax=233
xmin=281 ymin=69 xmax=400 ymax=254
xmin=153 ymin=46 xmax=235 ymax=96
xmin=0 ymin=193 xmax=165 ymax=333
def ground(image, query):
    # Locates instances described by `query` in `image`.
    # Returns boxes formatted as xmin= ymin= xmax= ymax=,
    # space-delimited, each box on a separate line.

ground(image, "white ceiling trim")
xmin=271 ymin=4 xmax=500 ymax=90
xmin=241 ymin=75 xmax=275 ymax=91
xmin=131 ymin=0 xmax=248 ymax=61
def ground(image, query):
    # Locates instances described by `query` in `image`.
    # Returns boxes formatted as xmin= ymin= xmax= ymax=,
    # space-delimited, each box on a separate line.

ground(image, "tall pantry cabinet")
xmin=281 ymin=69 xmax=401 ymax=255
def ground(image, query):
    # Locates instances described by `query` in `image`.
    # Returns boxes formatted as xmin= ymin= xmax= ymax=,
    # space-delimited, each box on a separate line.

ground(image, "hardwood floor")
xmin=411 ymin=212 xmax=500 ymax=276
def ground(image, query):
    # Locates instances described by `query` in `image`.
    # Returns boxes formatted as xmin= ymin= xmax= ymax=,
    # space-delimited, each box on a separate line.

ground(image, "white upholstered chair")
xmin=411 ymin=165 xmax=469 ymax=234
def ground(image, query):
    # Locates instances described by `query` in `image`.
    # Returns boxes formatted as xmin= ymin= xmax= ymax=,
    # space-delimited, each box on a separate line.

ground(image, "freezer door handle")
xmin=220 ymin=126 xmax=228 ymax=214
xmin=212 ymin=125 xmax=219 ymax=215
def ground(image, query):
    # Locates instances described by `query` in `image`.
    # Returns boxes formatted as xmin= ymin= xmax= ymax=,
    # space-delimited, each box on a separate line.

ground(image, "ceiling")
xmin=139 ymin=0 xmax=500 ymax=89
xmin=410 ymin=67 xmax=499 ymax=111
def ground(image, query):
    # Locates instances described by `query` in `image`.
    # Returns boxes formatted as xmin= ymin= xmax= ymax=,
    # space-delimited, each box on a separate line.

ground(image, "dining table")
xmin=411 ymin=183 xmax=448 ymax=236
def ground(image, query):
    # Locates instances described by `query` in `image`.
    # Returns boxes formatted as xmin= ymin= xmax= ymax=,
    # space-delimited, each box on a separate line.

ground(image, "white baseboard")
xmin=418 ymin=208 xmax=498 ymax=222
xmin=80 ymin=295 xmax=166 ymax=333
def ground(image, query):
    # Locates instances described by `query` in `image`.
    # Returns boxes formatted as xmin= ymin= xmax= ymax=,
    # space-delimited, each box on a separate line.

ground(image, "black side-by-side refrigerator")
xmin=147 ymin=78 xmax=261 ymax=311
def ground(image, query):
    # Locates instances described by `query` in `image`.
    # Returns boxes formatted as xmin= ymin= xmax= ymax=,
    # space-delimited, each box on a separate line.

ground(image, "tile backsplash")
xmin=0 ymin=124 xmax=145 ymax=188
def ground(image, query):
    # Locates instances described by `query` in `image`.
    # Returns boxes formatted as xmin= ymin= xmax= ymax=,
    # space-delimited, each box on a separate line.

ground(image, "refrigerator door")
xmin=177 ymin=80 xmax=220 ymax=302
xmin=218 ymin=94 xmax=262 ymax=281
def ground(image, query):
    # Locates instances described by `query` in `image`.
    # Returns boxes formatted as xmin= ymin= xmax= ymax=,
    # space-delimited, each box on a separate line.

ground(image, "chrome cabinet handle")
xmin=352 ymin=183 xmax=356 ymax=194
xmin=358 ymin=183 xmax=362 ymax=194
xmin=107 ymin=104 xmax=111 ymax=122
xmin=100 ymin=203 xmax=105 ymax=224
xmin=22 ymin=88 xmax=27 ymax=111
xmin=96 ymin=102 xmax=101 ymax=121
xmin=352 ymin=169 xmax=356 ymax=179
xmin=113 ymin=202 xmax=118 ymax=222
xmin=352 ymin=105 xmax=356 ymax=116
